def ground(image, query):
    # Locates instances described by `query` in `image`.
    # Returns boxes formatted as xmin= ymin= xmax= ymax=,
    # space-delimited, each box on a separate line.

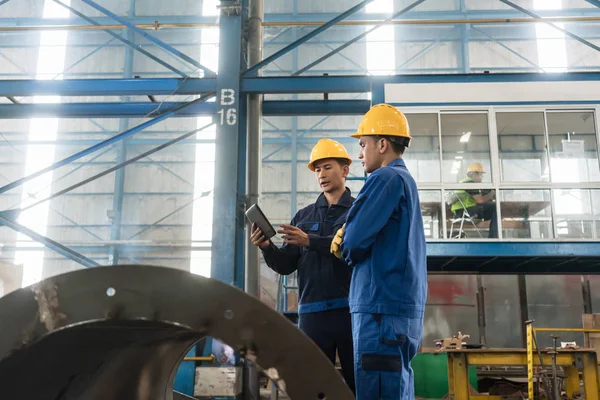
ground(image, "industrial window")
xmin=499 ymin=189 xmax=553 ymax=240
xmin=496 ymin=112 xmax=549 ymax=183
xmin=547 ymin=111 xmax=600 ymax=184
xmin=440 ymin=113 xmax=492 ymax=184
xmin=403 ymin=113 xmax=440 ymax=183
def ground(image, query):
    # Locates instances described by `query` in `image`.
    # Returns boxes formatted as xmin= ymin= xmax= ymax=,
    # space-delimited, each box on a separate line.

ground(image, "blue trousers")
xmin=298 ymin=308 xmax=356 ymax=395
xmin=352 ymin=313 xmax=423 ymax=400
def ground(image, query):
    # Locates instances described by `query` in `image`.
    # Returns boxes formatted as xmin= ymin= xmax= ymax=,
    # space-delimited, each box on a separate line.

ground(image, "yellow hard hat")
xmin=308 ymin=138 xmax=353 ymax=171
xmin=351 ymin=104 xmax=411 ymax=145
xmin=467 ymin=162 xmax=486 ymax=174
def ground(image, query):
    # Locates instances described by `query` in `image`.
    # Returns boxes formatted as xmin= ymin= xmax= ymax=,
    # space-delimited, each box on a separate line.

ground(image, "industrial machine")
xmin=0 ymin=264 xmax=354 ymax=399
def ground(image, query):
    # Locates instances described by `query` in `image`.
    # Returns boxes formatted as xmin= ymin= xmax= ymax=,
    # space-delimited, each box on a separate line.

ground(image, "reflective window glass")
xmin=419 ymin=190 xmax=442 ymax=239
xmin=441 ymin=113 xmax=491 ymax=183
xmin=553 ymin=189 xmax=600 ymax=239
xmin=547 ymin=111 xmax=600 ymax=183
xmin=499 ymin=190 xmax=553 ymax=239
xmin=404 ymin=113 xmax=440 ymax=183
xmin=497 ymin=112 xmax=549 ymax=182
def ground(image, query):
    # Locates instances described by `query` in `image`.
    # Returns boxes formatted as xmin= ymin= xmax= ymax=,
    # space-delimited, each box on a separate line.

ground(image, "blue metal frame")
xmin=109 ymin=1 xmax=135 ymax=265
xmin=3 ymin=0 xmax=600 ymax=284
xmin=0 ymin=215 xmax=100 ymax=268
xmin=210 ymin=0 xmax=245 ymax=287
xmin=52 ymin=1 xmax=188 ymax=77
xmin=244 ymin=0 xmax=375 ymax=76
xmin=0 ymin=94 xmax=213 ymax=194
xmin=0 ymin=100 xmax=370 ymax=118
xmin=6 ymin=8 xmax=600 ymax=27
xmin=293 ymin=0 xmax=427 ymax=75
xmin=74 ymin=0 xmax=216 ymax=77
xmin=499 ymin=0 xmax=600 ymax=55
xmin=8 ymin=72 xmax=600 ymax=98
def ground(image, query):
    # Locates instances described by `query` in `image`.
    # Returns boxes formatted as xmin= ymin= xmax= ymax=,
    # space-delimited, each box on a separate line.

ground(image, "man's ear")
xmin=378 ymin=137 xmax=387 ymax=154
xmin=342 ymin=164 xmax=350 ymax=178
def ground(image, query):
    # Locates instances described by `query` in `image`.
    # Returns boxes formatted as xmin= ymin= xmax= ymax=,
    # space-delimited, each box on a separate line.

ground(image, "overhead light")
xmin=460 ymin=132 xmax=472 ymax=143
xmin=455 ymin=156 xmax=463 ymax=160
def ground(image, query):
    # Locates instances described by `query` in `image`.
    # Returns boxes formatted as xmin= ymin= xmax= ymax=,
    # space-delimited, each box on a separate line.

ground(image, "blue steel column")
xmin=459 ymin=0 xmax=470 ymax=73
xmin=109 ymin=0 xmax=134 ymax=265
xmin=211 ymin=0 xmax=245 ymax=286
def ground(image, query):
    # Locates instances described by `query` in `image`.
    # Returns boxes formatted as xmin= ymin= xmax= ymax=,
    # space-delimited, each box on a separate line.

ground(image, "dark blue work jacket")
xmin=262 ymin=188 xmax=354 ymax=314
xmin=341 ymin=158 xmax=428 ymax=318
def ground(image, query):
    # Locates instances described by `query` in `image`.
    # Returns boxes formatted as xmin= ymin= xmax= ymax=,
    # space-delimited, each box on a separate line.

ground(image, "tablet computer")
xmin=245 ymin=203 xmax=277 ymax=240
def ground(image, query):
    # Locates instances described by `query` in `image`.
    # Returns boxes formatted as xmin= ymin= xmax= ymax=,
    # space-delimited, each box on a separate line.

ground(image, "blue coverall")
xmin=341 ymin=158 xmax=427 ymax=400
xmin=261 ymin=188 xmax=356 ymax=393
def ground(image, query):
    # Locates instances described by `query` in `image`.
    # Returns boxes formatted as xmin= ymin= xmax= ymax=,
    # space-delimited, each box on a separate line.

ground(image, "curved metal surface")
xmin=0 ymin=265 xmax=354 ymax=400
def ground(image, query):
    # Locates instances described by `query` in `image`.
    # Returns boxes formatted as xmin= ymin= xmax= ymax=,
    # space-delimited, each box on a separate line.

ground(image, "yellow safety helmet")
xmin=467 ymin=162 xmax=486 ymax=174
xmin=308 ymin=138 xmax=353 ymax=171
xmin=351 ymin=104 xmax=411 ymax=147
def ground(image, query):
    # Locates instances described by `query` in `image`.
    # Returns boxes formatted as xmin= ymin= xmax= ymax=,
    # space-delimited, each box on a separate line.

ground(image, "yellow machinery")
xmin=446 ymin=348 xmax=600 ymax=400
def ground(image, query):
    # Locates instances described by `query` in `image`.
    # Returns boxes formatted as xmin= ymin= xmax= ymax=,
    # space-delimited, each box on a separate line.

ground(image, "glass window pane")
xmin=497 ymin=112 xmax=549 ymax=182
xmin=553 ymin=189 xmax=600 ymax=239
xmin=500 ymin=190 xmax=553 ymax=239
xmin=547 ymin=111 xmax=600 ymax=183
xmin=419 ymin=190 xmax=442 ymax=239
xmin=445 ymin=187 xmax=498 ymax=239
xmin=404 ymin=113 xmax=440 ymax=183
xmin=441 ymin=113 xmax=491 ymax=183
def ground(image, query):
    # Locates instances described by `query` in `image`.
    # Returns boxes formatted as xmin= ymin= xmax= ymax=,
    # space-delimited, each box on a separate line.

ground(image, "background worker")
xmin=450 ymin=162 xmax=497 ymax=238
xmin=251 ymin=138 xmax=356 ymax=393
xmin=331 ymin=104 xmax=427 ymax=400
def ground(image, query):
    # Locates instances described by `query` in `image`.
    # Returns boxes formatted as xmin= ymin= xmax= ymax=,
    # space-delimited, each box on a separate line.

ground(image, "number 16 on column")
xmin=218 ymin=88 xmax=237 ymax=126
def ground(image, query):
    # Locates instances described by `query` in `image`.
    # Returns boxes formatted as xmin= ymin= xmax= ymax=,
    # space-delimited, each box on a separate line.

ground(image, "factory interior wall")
xmin=1 ymin=0 xmax=600 ymax=349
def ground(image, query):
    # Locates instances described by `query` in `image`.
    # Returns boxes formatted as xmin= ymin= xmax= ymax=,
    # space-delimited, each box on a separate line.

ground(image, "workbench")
xmin=446 ymin=348 xmax=600 ymax=400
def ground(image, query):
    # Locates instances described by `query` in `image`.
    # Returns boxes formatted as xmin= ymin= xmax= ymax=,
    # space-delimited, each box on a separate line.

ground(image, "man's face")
xmin=358 ymin=136 xmax=382 ymax=174
xmin=313 ymin=158 xmax=348 ymax=193
xmin=469 ymin=171 xmax=484 ymax=183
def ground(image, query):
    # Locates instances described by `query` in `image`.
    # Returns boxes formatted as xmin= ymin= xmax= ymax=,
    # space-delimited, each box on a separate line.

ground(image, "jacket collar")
xmin=390 ymin=157 xmax=406 ymax=168
xmin=316 ymin=187 xmax=353 ymax=208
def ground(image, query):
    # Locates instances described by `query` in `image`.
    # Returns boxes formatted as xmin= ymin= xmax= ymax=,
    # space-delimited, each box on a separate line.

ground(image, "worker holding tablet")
xmin=251 ymin=138 xmax=356 ymax=394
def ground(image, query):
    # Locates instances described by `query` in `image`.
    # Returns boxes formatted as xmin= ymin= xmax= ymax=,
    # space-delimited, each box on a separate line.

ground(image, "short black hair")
xmin=335 ymin=158 xmax=351 ymax=167
xmin=371 ymin=135 xmax=407 ymax=155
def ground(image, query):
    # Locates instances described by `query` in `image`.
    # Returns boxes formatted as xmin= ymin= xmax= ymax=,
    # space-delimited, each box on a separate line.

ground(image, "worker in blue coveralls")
xmin=250 ymin=138 xmax=356 ymax=394
xmin=330 ymin=104 xmax=428 ymax=400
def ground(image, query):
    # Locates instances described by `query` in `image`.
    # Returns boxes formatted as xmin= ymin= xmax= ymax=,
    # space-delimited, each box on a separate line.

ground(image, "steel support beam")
xmin=109 ymin=0 xmax=135 ymax=265
xmin=0 ymin=215 xmax=100 ymax=268
xmin=75 ymin=0 xmax=216 ymax=76
xmin=15 ymin=123 xmax=214 ymax=214
xmin=0 ymin=95 xmax=213 ymax=195
xmin=293 ymin=0 xmax=427 ymax=75
xmin=9 ymin=72 xmax=600 ymax=98
xmin=460 ymin=0 xmax=470 ymax=74
xmin=53 ymin=0 xmax=187 ymax=77
xmin=471 ymin=26 xmax=542 ymax=71
xmin=211 ymin=0 xmax=245 ymax=287
xmin=0 ymin=100 xmax=371 ymax=118
xmin=500 ymin=0 xmax=600 ymax=55
xmin=244 ymin=0 xmax=375 ymax=76
xmin=585 ymin=0 xmax=600 ymax=9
